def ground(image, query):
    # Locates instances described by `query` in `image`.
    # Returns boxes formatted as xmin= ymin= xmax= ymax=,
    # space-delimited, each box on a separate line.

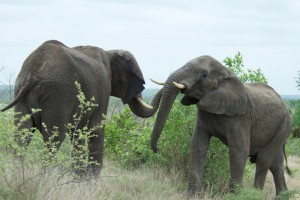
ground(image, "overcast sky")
xmin=0 ymin=0 xmax=299 ymax=94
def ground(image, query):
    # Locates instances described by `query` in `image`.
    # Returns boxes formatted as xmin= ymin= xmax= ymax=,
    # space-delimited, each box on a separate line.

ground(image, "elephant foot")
xmin=72 ymin=161 xmax=101 ymax=180
xmin=186 ymin=186 xmax=199 ymax=199
xmin=87 ymin=164 xmax=102 ymax=178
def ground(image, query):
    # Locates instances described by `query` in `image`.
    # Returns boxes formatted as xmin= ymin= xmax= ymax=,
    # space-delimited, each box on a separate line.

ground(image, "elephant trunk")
xmin=128 ymin=89 xmax=162 ymax=118
xmin=150 ymin=67 xmax=189 ymax=152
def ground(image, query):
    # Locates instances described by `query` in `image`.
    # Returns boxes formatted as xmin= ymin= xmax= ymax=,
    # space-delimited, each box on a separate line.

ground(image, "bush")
xmin=104 ymin=107 xmax=156 ymax=168
xmin=292 ymin=100 xmax=300 ymax=126
xmin=154 ymin=97 xmax=195 ymax=170
xmin=291 ymin=125 xmax=300 ymax=138
xmin=286 ymin=136 xmax=300 ymax=157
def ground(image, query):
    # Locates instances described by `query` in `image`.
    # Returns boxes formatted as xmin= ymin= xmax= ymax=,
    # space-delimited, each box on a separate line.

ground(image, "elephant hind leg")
xmin=254 ymin=117 xmax=291 ymax=192
xmin=14 ymin=101 xmax=36 ymax=147
xmin=254 ymin=144 xmax=283 ymax=190
xmin=269 ymin=150 xmax=287 ymax=195
xmin=253 ymin=154 xmax=269 ymax=190
xmin=254 ymin=145 xmax=286 ymax=190
xmin=39 ymin=105 xmax=71 ymax=152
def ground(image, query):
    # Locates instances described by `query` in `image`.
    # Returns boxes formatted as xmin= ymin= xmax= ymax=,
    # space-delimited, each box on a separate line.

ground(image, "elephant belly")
xmin=249 ymin=118 xmax=285 ymax=156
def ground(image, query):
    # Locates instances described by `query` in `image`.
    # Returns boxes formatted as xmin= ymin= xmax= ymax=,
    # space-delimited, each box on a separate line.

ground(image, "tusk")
xmin=136 ymin=96 xmax=153 ymax=109
xmin=150 ymin=78 xmax=165 ymax=85
xmin=173 ymin=81 xmax=186 ymax=89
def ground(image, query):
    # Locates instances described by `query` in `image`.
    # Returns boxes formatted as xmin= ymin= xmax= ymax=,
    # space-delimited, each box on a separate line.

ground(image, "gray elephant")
xmin=150 ymin=55 xmax=292 ymax=197
xmin=1 ymin=40 xmax=161 ymax=175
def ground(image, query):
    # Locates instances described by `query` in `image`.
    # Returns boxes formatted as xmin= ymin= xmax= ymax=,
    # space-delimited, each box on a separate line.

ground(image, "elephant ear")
xmin=198 ymin=77 xmax=248 ymax=116
xmin=110 ymin=50 xmax=145 ymax=104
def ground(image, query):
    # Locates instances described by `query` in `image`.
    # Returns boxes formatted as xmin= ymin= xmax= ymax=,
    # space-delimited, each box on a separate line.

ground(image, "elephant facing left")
xmin=0 ymin=40 xmax=161 ymax=175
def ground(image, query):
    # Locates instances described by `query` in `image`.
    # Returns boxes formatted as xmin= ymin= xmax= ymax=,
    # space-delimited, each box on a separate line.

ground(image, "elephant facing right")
xmin=150 ymin=55 xmax=292 ymax=197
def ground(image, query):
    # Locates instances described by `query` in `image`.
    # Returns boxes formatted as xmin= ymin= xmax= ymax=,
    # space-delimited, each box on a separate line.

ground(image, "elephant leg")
xmin=254 ymin=151 xmax=273 ymax=190
xmin=40 ymin=124 xmax=66 ymax=154
xmin=254 ymin=128 xmax=289 ymax=190
xmin=39 ymin=103 xmax=71 ymax=153
xmin=14 ymin=101 xmax=35 ymax=147
xmin=254 ymin=146 xmax=285 ymax=190
xmin=228 ymin=145 xmax=248 ymax=191
xmin=225 ymin=125 xmax=250 ymax=192
xmin=87 ymin=126 xmax=104 ymax=176
xmin=69 ymin=127 xmax=103 ymax=177
xmin=187 ymin=116 xmax=211 ymax=197
xmin=269 ymin=149 xmax=287 ymax=195
xmin=85 ymin=104 xmax=108 ymax=176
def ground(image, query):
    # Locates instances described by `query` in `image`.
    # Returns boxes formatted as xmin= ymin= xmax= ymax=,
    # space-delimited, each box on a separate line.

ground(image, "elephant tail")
xmin=283 ymin=143 xmax=292 ymax=176
xmin=0 ymin=86 xmax=28 ymax=112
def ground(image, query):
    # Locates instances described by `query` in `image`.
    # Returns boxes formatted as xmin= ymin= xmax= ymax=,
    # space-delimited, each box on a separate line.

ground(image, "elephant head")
xmin=150 ymin=55 xmax=248 ymax=152
xmin=107 ymin=50 xmax=161 ymax=118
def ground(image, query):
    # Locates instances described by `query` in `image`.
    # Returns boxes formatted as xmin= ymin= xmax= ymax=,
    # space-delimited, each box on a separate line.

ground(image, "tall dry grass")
xmin=1 ymin=156 xmax=299 ymax=200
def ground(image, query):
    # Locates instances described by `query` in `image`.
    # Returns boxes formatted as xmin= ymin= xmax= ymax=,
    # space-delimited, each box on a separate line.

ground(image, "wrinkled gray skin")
xmin=150 ymin=55 xmax=291 ymax=197
xmin=1 ymin=40 xmax=161 ymax=175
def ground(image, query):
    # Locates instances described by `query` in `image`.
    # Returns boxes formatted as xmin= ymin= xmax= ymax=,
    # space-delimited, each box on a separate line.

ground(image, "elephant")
xmin=1 ymin=40 xmax=162 ymax=175
xmin=150 ymin=55 xmax=292 ymax=197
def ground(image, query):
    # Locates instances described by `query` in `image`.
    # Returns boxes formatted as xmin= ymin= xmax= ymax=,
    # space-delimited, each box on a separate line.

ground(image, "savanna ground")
xmin=1 ymin=156 xmax=300 ymax=200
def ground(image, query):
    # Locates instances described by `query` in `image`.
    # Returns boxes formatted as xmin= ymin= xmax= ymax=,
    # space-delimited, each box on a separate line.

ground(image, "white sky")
xmin=0 ymin=0 xmax=299 ymax=94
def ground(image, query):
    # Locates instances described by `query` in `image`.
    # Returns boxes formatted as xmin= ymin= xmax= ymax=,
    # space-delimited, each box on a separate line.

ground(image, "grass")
xmin=1 ymin=156 xmax=299 ymax=200
xmin=1 ymin=98 xmax=300 ymax=200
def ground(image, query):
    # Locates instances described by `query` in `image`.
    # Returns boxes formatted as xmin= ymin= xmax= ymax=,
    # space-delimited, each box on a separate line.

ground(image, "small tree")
xmin=223 ymin=52 xmax=268 ymax=84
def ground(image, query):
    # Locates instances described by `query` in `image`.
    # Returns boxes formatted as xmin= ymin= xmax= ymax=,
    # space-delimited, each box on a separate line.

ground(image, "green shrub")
xmin=154 ymin=97 xmax=195 ymax=170
xmin=286 ymin=136 xmax=300 ymax=157
xmin=105 ymin=107 xmax=158 ymax=168
xmin=292 ymin=100 xmax=300 ymax=126
xmin=203 ymin=137 xmax=230 ymax=193
xmin=104 ymin=99 xmax=232 ymax=194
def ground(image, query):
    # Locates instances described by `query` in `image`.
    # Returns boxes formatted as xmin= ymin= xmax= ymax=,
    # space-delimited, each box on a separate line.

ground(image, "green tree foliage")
xmin=223 ymin=52 xmax=268 ymax=84
xmin=105 ymin=107 xmax=155 ymax=168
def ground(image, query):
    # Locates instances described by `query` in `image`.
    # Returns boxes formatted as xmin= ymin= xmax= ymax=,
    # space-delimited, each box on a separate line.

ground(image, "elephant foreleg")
xmin=187 ymin=118 xmax=211 ymax=197
xmin=228 ymin=146 xmax=248 ymax=191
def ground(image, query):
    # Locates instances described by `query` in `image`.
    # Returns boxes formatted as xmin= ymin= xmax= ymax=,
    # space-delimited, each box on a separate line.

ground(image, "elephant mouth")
xmin=180 ymin=95 xmax=199 ymax=106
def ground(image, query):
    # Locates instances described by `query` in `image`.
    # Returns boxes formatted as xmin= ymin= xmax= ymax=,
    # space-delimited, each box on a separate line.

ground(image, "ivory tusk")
xmin=136 ymin=96 xmax=153 ymax=109
xmin=149 ymin=78 xmax=165 ymax=85
xmin=173 ymin=81 xmax=186 ymax=89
